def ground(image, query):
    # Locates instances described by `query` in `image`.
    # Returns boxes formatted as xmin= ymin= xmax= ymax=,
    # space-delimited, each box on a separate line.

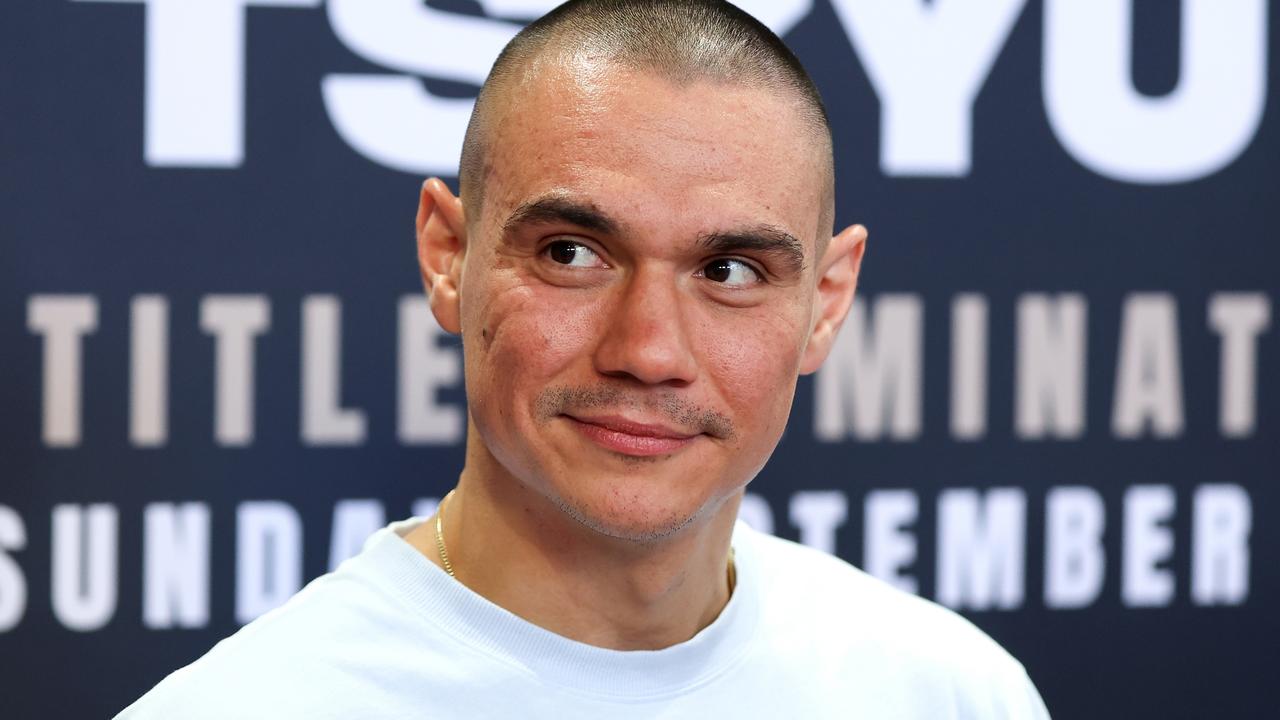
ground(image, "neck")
xmin=406 ymin=441 xmax=742 ymax=651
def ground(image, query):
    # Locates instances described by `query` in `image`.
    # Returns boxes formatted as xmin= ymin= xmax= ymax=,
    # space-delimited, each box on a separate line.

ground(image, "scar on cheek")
xmin=482 ymin=327 xmax=493 ymax=348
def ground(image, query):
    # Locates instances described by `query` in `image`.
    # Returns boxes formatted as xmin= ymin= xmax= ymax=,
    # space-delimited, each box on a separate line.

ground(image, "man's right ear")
xmin=415 ymin=178 xmax=467 ymax=334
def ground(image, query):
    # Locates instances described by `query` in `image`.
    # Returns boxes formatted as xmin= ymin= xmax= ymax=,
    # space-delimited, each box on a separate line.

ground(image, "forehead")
xmin=479 ymin=61 xmax=829 ymax=248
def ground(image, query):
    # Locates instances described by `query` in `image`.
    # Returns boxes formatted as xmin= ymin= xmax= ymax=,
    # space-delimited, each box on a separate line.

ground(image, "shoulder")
xmin=743 ymin=526 xmax=1000 ymax=651
xmin=736 ymin=525 xmax=1049 ymax=718
xmin=116 ymin=535 xmax=430 ymax=719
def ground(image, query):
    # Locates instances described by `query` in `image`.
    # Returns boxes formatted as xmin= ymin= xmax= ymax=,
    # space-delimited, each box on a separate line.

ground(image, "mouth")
xmin=562 ymin=414 xmax=702 ymax=457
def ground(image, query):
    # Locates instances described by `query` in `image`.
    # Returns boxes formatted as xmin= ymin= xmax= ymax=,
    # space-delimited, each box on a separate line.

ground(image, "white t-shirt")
xmin=117 ymin=519 xmax=1050 ymax=719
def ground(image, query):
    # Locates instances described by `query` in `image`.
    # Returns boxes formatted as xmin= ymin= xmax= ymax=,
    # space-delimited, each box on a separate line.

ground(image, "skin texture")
xmin=407 ymin=57 xmax=867 ymax=651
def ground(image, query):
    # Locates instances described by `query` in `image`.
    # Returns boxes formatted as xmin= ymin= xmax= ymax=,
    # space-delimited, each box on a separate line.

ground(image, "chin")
xmin=544 ymin=470 xmax=728 ymax=545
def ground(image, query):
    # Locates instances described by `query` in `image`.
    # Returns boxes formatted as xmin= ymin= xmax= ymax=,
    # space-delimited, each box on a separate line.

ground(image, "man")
xmin=119 ymin=1 xmax=1049 ymax=717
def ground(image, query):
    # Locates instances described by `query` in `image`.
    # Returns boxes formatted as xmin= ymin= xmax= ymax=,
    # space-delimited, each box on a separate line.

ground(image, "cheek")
xmin=463 ymin=274 xmax=605 ymax=418
xmin=698 ymin=306 xmax=807 ymax=438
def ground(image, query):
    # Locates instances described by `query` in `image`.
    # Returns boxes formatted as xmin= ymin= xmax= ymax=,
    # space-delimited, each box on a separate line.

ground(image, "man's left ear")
xmin=415 ymin=178 xmax=468 ymax=334
xmin=800 ymin=224 xmax=868 ymax=375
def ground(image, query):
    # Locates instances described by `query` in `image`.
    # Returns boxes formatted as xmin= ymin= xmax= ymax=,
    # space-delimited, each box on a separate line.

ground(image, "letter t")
xmin=72 ymin=0 xmax=320 ymax=166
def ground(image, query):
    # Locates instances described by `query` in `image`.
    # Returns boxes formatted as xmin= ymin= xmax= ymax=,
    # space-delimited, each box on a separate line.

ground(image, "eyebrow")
xmin=699 ymin=226 xmax=806 ymax=275
xmin=502 ymin=196 xmax=620 ymax=236
xmin=502 ymin=195 xmax=807 ymax=275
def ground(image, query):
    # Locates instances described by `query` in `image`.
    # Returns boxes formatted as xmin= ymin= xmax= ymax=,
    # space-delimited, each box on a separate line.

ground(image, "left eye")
xmin=700 ymin=258 xmax=762 ymax=287
xmin=545 ymin=240 xmax=606 ymax=268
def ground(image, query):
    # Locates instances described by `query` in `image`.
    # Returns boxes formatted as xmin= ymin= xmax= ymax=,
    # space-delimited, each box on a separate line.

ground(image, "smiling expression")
xmin=448 ymin=61 xmax=840 ymax=542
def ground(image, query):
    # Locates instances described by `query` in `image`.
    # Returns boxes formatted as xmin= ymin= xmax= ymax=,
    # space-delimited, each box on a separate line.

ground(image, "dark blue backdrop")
xmin=3 ymin=1 xmax=1276 ymax=717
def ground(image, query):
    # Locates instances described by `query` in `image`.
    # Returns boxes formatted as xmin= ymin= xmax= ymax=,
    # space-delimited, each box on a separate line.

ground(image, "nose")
xmin=593 ymin=267 xmax=699 ymax=387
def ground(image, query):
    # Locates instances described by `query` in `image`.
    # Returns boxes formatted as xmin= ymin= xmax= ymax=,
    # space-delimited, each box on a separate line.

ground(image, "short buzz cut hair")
xmin=458 ymin=0 xmax=835 ymax=227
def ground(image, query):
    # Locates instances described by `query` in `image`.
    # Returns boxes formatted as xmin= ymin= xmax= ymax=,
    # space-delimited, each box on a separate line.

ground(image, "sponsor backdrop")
xmin=2 ymin=0 xmax=1276 ymax=717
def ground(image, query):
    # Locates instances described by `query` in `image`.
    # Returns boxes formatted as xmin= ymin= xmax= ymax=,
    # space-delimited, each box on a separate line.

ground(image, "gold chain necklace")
xmin=435 ymin=490 xmax=457 ymax=577
xmin=434 ymin=489 xmax=737 ymax=592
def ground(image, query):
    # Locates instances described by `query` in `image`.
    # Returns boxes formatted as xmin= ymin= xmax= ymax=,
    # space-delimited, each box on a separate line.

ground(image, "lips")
xmin=562 ymin=414 xmax=701 ymax=457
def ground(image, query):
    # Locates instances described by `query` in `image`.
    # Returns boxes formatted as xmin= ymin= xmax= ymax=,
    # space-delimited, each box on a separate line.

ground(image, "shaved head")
xmin=459 ymin=0 xmax=836 ymax=233
xmin=414 ymin=0 xmax=868 ymax=554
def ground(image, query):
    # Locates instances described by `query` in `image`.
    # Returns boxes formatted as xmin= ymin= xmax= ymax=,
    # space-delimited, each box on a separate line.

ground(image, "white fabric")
xmin=117 ymin=519 xmax=1051 ymax=719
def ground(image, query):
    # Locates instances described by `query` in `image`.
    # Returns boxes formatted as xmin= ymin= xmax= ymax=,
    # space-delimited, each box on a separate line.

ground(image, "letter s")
xmin=324 ymin=0 xmax=812 ymax=177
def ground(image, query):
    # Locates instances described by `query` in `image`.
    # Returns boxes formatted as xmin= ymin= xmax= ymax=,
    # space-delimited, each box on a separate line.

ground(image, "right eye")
xmin=544 ymin=240 xmax=606 ymax=268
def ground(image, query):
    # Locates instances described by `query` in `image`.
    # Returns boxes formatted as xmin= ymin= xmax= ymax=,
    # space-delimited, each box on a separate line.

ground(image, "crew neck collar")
xmin=358 ymin=518 xmax=761 ymax=701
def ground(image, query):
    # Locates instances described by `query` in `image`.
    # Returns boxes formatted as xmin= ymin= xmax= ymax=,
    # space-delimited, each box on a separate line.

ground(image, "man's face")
xmin=455 ymin=62 xmax=836 ymax=541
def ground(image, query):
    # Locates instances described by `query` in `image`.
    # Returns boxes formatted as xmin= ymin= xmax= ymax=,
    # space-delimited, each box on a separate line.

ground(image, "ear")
xmin=415 ymin=178 xmax=468 ymax=335
xmin=799 ymin=224 xmax=868 ymax=375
